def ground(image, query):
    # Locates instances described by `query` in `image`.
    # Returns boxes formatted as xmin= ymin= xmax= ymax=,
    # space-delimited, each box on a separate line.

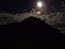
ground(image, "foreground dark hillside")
xmin=0 ymin=17 xmax=65 ymax=49
xmin=0 ymin=17 xmax=65 ymax=40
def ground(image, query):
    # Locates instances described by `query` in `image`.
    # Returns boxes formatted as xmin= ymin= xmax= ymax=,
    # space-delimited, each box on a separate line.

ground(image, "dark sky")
xmin=0 ymin=0 xmax=31 ymax=13
xmin=0 ymin=0 xmax=30 ymax=8
xmin=0 ymin=0 xmax=65 ymax=13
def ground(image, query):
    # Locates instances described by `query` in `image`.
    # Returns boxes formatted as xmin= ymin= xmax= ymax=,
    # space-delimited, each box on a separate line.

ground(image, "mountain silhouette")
xmin=0 ymin=16 xmax=65 ymax=49
xmin=0 ymin=16 xmax=65 ymax=40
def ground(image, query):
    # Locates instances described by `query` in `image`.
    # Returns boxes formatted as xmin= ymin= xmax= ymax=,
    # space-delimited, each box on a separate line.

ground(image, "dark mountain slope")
xmin=0 ymin=16 xmax=65 ymax=40
xmin=0 ymin=16 xmax=65 ymax=49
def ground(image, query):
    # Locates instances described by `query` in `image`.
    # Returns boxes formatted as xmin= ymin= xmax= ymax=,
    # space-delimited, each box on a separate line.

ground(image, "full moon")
xmin=37 ymin=2 xmax=43 ymax=8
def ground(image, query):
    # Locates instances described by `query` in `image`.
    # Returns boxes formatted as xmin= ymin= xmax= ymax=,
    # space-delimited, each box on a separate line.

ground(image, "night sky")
xmin=0 ymin=0 xmax=65 ymax=13
xmin=0 ymin=0 xmax=31 ymax=13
